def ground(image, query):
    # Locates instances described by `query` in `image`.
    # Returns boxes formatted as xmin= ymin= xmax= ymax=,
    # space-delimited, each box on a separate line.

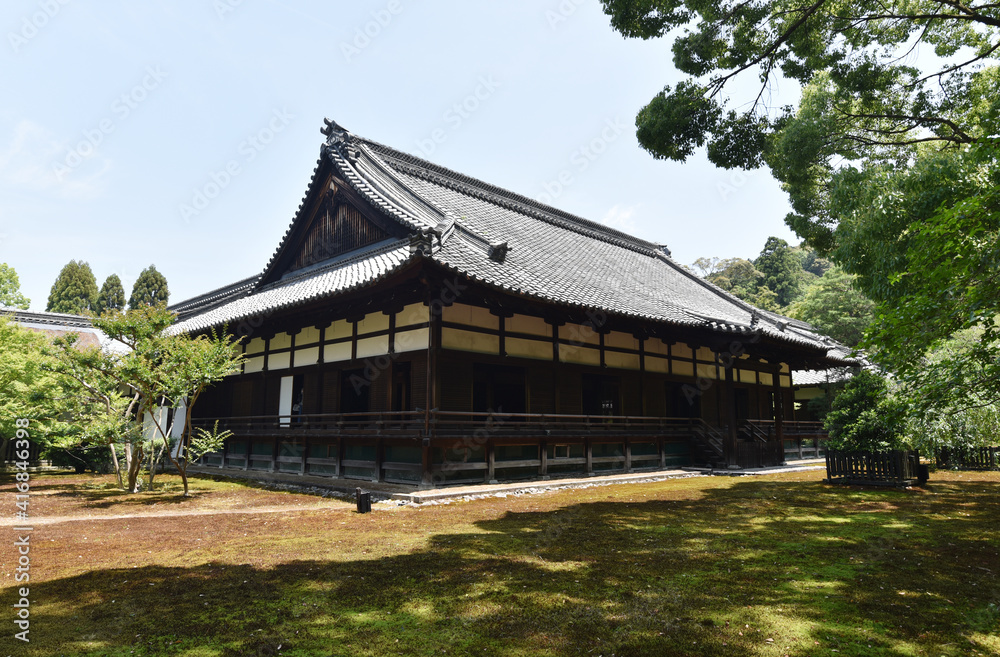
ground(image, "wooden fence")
xmin=936 ymin=446 xmax=1000 ymax=471
xmin=825 ymin=450 xmax=926 ymax=486
xmin=736 ymin=441 xmax=785 ymax=469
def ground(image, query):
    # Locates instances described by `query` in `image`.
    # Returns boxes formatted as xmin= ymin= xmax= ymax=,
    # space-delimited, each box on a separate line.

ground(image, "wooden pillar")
xmin=270 ymin=436 xmax=279 ymax=473
xmin=421 ymin=293 xmax=440 ymax=489
xmin=243 ymin=439 xmax=249 ymax=471
xmin=539 ymin=439 xmax=548 ymax=478
xmin=301 ymin=436 xmax=309 ymax=475
xmin=337 ymin=437 xmax=346 ymax=480
xmin=420 ymin=437 xmax=433 ymax=488
xmin=486 ymin=438 xmax=497 ymax=483
xmin=220 ymin=437 xmax=228 ymax=469
xmin=724 ymin=364 xmax=739 ymax=468
xmin=773 ymin=368 xmax=785 ymax=453
xmin=658 ymin=437 xmax=666 ymax=469
xmin=585 ymin=437 xmax=593 ymax=475
xmin=551 ymin=322 xmax=561 ymax=413
xmin=373 ymin=436 xmax=383 ymax=483
xmin=624 ymin=438 xmax=632 ymax=473
xmin=637 ymin=335 xmax=646 ymax=416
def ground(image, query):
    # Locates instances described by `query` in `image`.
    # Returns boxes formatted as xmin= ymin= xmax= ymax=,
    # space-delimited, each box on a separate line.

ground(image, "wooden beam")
xmin=724 ymin=364 xmax=738 ymax=468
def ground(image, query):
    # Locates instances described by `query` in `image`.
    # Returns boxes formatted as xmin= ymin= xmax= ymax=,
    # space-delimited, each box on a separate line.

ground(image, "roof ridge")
xmin=1 ymin=308 xmax=93 ymax=328
xmin=168 ymin=275 xmax=259 ymax=312
xmin=356 ymin=136 xmax=664 ymax=257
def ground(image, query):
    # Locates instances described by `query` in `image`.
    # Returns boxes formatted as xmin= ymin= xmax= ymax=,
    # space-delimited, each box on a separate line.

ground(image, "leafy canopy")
xmin=754 ymin=237 xmax=801 ymax=307
xmin=95 ymin=274 xmax=126 ymax=315
xmin=128 ymin=265 xmax=169 ymax=309
xmin=46 ymin=260 xmax=98 ymax=314
xmin=841 ymin=140 xmax=1000 ymax=406
xmin=0 ymin=263 xmax=30 ymax=310
xmin=0 ymin=318 xmax=67 ymax=444
xmin=90 ymin=305 xmax=243 ymax=495
xmin=600 ymin=1 xmax=1000 ymax=250
xmin=825 ymin=370 xmax=906 ymax=452
xmin=787 ymin=267 xmax=873 ymax=348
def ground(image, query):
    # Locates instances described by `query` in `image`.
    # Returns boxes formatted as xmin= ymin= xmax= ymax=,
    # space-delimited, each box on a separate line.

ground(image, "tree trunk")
xmin=125 ymin=442 xmax=144 ymax=493
xmin=148 ymin=441 xmax=167 ymax=490
xmin=109 ymin=443 xmax=123 ymax=489
xmin=162 ymin=437 xmax=188 ymax=496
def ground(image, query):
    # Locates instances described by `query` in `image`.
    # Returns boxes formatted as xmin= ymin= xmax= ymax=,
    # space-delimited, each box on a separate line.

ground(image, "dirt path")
xmin=0 ymin=502 xmax=347 ymax=526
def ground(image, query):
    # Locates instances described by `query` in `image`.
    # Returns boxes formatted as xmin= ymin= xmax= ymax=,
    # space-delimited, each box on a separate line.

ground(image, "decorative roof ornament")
xmin=409 ymin=226 xmax=439 ymax=256
xmin=321 ymin=117 xmax=351 ymax=144
xmin=750 ymin=310 xmax=760 ymax=329
xmin=488 ymin=241 xmax=510 ymax=263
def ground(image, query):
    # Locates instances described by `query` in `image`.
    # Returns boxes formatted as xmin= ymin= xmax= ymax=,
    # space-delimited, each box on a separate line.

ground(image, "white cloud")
xmin=0 ymin=119 xmax=110 ymax=199
xmin=601 ymin=203 xmax=639 ymax=235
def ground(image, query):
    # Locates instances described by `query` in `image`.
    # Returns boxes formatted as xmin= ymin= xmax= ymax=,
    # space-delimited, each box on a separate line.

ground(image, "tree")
xmin=95 ymin=274 xmax=126 ymax=315
xmin=831 ymin=140 xmax=1000 ymax=405
xmin=824 ymin=370 xmax=906 ymax=452
xmin=46 ymin=260 xmax=98 ymax=314
xmin=91 ymin=306 xmax=242 ymax=496
xmin=600 ymin=2 xmax=1000 ymax=246
xmin=754 ymin=237 xmax=801 ymax=307
xmin=0 ymin=263 xmax=30 ymax=309
xmin=47 ymin=332 xmax=140 ymax=488
xmin=128 ymin=265 xmax=169 ymax=309
xmin=797 ymin=247 xmax=832 ymax=278
xmin=699 ymin=257 xmax=782 ymax=311
xmin=0 ymin=318 xmax=63 ymax=455
xmin=787 ymin=268 xmax=873 ymax=348
xmin=902 ymin=328 xmax=1000 ymax=454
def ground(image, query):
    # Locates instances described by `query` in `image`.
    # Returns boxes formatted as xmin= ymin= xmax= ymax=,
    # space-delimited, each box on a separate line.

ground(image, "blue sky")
xmin=1 ymin=0 xmax=799 ymax=311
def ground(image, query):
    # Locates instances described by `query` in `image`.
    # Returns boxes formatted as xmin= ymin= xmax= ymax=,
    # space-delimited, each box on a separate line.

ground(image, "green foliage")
xmin=600 ymin=2 xmax=1000 ymax=250
xmin=90 ymin=305 xmax=243 ymax=495
xmin=795 ymin=245 xmax=832 ymax=278
xmin=0 ymin=318 xmax=70 ymax=445
xmin=46 ymin=260 xmax=98 ymax=314
xmin=48 ymin=444 xmax=117 ymax=474
xmin=0 ymin=263 xmax=30 ymax=309
xmin=894 ymin=328 xmax=1000 ymax=456
xmin=754 ymin=237 xmax=801 ymax=307
xmin=696 ymin=236 xmax=813 ymax=311
xmin=635 ymin=80 xmax=721 ymax=162
xmin=788 ymin=268 xmax=873 ymax=348
xmin=842 ymin=141 xmax=1000 ymax=390
xmin=825 ymin=370 xmax=906 ymax=452
xmin=705 ymin=257 xmax=760 ymax=294
xmin=128 ymin=264 xmax=169 ymax=309
xmin=95 ymin=274 xmax=126 ymax=315
xmin=188 ymin=420 xmax=233 ymax=463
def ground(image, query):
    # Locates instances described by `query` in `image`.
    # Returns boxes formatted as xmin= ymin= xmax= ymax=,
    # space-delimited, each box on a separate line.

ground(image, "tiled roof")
xmin=169 ymin=275 xmax=258 ymax=322
xmin=169 ymin=119 xmax=856 ymax=363
xmin=792 ymin=367 xmax=855 ymax=387
xmin=171 ymin=240 xmax=412 ymax=334
xmin=1 ymin=307 xmax=129 ymax=354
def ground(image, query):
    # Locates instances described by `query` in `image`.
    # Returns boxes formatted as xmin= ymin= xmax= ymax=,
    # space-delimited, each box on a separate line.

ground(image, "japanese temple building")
xmin=170 ymin=119 xmax=852 ymax=487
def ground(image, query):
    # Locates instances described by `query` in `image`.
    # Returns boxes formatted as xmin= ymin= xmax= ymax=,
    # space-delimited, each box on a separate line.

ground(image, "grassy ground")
xmin=1 ymin=469 xmax=998 ymax=656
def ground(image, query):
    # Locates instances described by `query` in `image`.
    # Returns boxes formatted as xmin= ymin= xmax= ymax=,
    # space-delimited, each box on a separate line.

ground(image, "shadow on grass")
xmin=18 ymin=476 xmax=1000 ymax=657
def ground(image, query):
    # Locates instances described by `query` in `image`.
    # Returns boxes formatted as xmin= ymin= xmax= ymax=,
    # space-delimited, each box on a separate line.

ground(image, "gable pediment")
xmin=290 ymin=200 xmax=390 ymax=272
xmin=260 ymin=174 xmax=412 ymax=286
